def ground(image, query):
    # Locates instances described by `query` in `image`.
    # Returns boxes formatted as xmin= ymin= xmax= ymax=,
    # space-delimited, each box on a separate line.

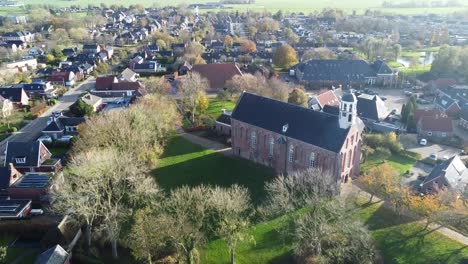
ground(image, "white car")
xmin=30 ymin=209 xmax=44 ymax=216
xmin=419 ymin=139 xmax=427 ymax=146
xmin=429 ymin=153 xmax=438 ymax=161
xmin=57 ymin=135 xmax=74 ymax=143
xmin=37 ymin=135 xmax=52 ymax=144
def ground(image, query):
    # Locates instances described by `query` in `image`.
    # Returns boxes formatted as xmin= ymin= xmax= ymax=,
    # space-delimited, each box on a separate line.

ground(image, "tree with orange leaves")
xmin=359 ymin=163 xmax=400 ymax=203
xmin=407 ymin=194 xmax=447 ymax=229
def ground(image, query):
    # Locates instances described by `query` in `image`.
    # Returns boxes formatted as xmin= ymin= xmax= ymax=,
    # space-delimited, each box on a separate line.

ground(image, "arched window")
xmin=348 ymin=103 xmax=352 ymax=112
xmin=309 ymin=152 xmax=316 ymax=168
xmin=251 ymin=131 xmax=257 ymax=148
xmin=288 ymin=145 xmax=294 ymax=163
xmin=269 ymin=137 xmax=274 ymax=157
xmin=348 ymin=114 xmax=352 ymax=122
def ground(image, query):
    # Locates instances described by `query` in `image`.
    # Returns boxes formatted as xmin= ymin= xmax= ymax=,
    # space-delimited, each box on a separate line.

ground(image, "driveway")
xmin=402 ymin=161 xmax=433 ymax=190
xmin=372 ymin=88 xmax=408 ymax=114
xmin=0 ymin=77 xmax=95 ymax=157
xmin=407 ymin=143 xmax=462 ymax=160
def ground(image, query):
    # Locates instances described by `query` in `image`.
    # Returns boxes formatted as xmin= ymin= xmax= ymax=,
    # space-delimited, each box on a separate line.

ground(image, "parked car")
xmin=404 ymin=90 xmax=413 ymax=96
xmin=429 ymin=153 xmax=438 ymax=161
xmin=419 ymin=138 xmax=427 ymax=146
xmin=57 ymin=135 xmax=74 ymax=143
xmin=30 ymin=209 xmax=44 ymax=216
xmin=416 ymin=98 xmax=431 ymax=104
xmin=37 ymin=135 xmax=52 ymax=144
xmin=365 ymin=89 xmax=378 ymax=95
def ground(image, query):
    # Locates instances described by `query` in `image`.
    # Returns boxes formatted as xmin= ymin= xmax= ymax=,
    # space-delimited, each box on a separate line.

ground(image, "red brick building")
xmin=230 ymin=92 xmax=364 ymax=184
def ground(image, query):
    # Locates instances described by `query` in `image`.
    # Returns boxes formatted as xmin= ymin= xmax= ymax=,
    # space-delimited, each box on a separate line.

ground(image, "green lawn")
xmin=401 ymin=51 xmax=424 ymax=58
xmin=357 ymin=201 xmax=468 ymax=264
xmin=0 ymin=235 xmax=37 ymax=264
xmin=153 ymin=136 xmax=275 ymax=203
xmin=361 ymin=152 xmax=417 ymax=175
xmin=387 ymin=61 xmax=405 ymax=68
xmin=201 ymin=198 xmax=468 ymax=264
xmin=206 ymin=99 xmax=236 ymax=119
xmin=48 ymin=145 xmax=70 ymax=157
xmin=399 ymin=65 xmax=432 ymax=77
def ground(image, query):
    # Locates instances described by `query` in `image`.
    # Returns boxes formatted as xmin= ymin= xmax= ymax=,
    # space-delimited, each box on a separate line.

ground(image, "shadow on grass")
xmin=160 ymin=136 xmax=207 ymax=158
xmin=268 ymin=251 xmax=295 ymax=264
xmin=153 ymin=149 xmax=275 ymax=204
xmin=363 ymin=203 xmax=414 ymax=231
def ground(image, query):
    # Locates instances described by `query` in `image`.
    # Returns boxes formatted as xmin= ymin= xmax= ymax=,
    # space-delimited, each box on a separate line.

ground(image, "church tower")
xmin=339 ymin=92 xmax=357 ymax=129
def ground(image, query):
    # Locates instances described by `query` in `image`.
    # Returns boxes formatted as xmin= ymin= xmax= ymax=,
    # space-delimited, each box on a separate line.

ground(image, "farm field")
xmin=2 ymin=0 xmax=468 ymax=15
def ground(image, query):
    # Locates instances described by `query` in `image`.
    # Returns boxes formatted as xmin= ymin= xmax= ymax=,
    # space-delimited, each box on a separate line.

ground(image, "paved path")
xmin=0 ymin=78 xmax=95 ymax=156
xmin=177 ymin=128 xmax=232 ymax=157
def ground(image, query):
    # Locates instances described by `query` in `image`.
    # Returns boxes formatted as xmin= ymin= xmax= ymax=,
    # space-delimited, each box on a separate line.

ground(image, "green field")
xmin=2 ymin=0 xmax=468 ymax=15
xmin=206 ymin=98 xmax=236 ymax=119
xmin=361 ymin=152 xmax=417 ymax=175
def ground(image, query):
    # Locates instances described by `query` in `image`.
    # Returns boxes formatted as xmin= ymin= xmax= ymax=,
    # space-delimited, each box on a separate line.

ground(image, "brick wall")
xmin=231 ymin=119 xmax=360 ymax=182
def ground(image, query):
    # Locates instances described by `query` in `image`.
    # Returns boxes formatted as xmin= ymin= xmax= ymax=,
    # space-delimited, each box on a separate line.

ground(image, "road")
xmin=0 ymin=77 xmax=96 ymax=156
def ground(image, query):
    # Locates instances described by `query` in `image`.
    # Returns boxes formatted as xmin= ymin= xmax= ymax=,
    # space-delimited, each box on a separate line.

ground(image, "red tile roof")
xmin=191 ymin=63 xmax=242 ymax=90
xmin=48 ymin=71 xmax=73 ymax=82
xmin=95 ymin=76 xmax=117 ymax=90
xmin=111 ymin=81 xmax=144 ymax=90
xmin=420 ymin=116 xmax=453 ymax=132
xmin=414 ymin=109 xmax=443 ymax=122
xmin=316 ymin=90 xmax=340 ymax=107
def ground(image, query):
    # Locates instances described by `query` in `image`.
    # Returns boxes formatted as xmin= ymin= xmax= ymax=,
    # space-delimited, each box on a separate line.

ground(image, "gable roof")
xmin=191 ymin=63 xmax=242 ymax=89
xmin=95 ymin=76 xmax=117 ymax=90
xmin=118 ymin=68 xmax=137 ymax=81
xmin=81 ymin=93 xmax=102 ymax=106
xmin=372 ymin=60 xmax=394 ymax=75
xmin=423 ymin=155 xmax=468 ymax=192
xmin=357 ymin=94 xmax=389 ymax=121
xmin=314 ymin=90 xmax=340 ymax=108
xmin=0 ymin=87 xmax=27 ymax=103
xmin=43 ymin=117 xmax=86 ymax=132
xmin=111 ymin=81 xmax=144 ymax=90
xmin=216 ymin=113 xmax=231 ymax=125
xmin=435 ymin=94 xmax=458 ymax=111
xmin=419 ymin=116 xmax=453 ymax=132
xmin=5 ymin=141 xmax=50 ymax=168
xmin=34 ymin=244 xmax=69 ymax=264
xmin=296 ymin=60 xmax=377 ymax=82
xmin=414 ymin=109 xmax=443 ymax=123
xmin=231 ymin=92 xmax=350 ymax=153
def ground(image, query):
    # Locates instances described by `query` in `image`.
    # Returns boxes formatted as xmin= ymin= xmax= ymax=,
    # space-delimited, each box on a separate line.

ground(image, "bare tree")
xmin=177 ymin=72 xmax=209 ymax=123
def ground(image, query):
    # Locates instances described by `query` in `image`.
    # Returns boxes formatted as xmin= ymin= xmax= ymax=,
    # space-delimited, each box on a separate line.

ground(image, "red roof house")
xmin=191 ymin=63 xmax=243 ymax=92
xmin=95 ymin=76 xmax=117 ymax=90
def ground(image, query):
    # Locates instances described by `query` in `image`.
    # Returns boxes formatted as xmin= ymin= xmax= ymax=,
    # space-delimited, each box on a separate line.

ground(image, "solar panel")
xmin=13 ymin=174 xmax=50 ymax=188
xmin=0 ymin=205 xmax=19 ymax=212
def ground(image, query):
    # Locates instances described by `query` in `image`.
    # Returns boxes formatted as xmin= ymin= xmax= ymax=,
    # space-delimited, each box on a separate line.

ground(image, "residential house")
xmin=4 ymin=141 xmax=62 ymax=173
xmin=95 ymin=76 xmax=118 ymax=90
xmin=133 ymin=61 xmax=159 ymax=73
xmin=82 ymin=44 xmax=101 ymax=54
xmin=414 ymin=109 xmax=444 ymax=123
xmin=0 ymin=163 xmax=22 ymax=194
xmin=231 ymin=92 xmax=364 ymax=184
xmin=118 ymin=68 xmax=138 ymax=82
xmin=7 ymin=173 xmax=51 ymax=202
xmin=81 ymin=93 xmax=103 ymax=112
xmin=420 ymin=155 xmax=468 ymax=194
xmin=294 ymin=60 xmax=396 ymax=89
xmin=110 ymin=81 xmax=145 ymax=91
xmin=80 ymin=63 xmax=94 ymax=75
xmin=42 ymin=116 xmax=86 ymax=139
xmin=417 ymin=115 xmax=453 ymax=142
xmin=2 ymin=31 xmax=34 ymax=43
xmin=48 ymin=71 xmax=76 ymax=87
xmin=0 ymin=87 xmax=29 ymax=107
xmin=435 ymin=94 xmax=461 ymax=117
xmin=309 ymin=89 xmax=341 ymax=110
xmin=0 ymin=198 xmax=31 ymax=220
xmin=22 ymin=81 xmax=55 ymax=98
xmin=62 ymin=47 xmax=79 ymax=57
xmin=34 ymin=244 xmax=70 ymax=264
xmin=191 ymin=63 xmax=243 ymax=92
xmin=62 ymin=66 xmax=84 ymax=81
xmin=356 ymin=94 xmax=390 ymax=122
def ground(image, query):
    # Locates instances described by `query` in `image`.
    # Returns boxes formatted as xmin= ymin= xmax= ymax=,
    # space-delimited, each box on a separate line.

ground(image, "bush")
xmin=49 ymin=99 xmax=57 ymax=105
xmin=8 ymin=127 xmax=17 ymax=133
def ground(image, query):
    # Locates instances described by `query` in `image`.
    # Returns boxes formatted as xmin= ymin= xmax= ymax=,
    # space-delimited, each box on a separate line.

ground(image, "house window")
xmin=348 ymin=114 xmax=352 ymax=122
xmin=251 ymin=131 xmax=257 ymax=148
xmin=269 ymin=137 xmax=274 ymax=157
xmin=441 ymin=132 xmax=447 ymax=137
xmin=288 ymin=145 xmax=294 ymax=163
xmin=15 ymin=157 xmax=26 ymax=164
xmin=427 ymin=131 xmax=432 ymax=136
xmin=309 ymin=153 xmax=316 ymax=168
xmin=348 ymin=149 xmax=353 ymax=168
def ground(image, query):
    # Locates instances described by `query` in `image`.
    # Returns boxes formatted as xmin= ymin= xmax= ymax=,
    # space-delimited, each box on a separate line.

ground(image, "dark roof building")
xmin=0 ymin=87 xmax=29 ymax=105
xmin=34 ymin=244 xmax=70 ymax=264
xmin=421 ymin=155 xmax=468 ymax=194
xmin=4 ymin=141 xmax=61 ymax=173
xmin=191 ymin=63 xmax=242 ymax=92
xmin=356 ymin=94 xmax=390 ymax=122
xmin=0 ymin=198 xmax=31 ymax=220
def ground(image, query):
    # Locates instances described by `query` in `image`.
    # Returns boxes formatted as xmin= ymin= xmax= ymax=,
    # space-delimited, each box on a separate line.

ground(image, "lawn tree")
xmin=128 ymin=208 xmax=174 ymax=264
xmin=210 ymin=185 xmax=253 ymax=264
xmin=293 ymin=200 xmax=376 ymax=264
xmin=69 ymin=98 xmax=94 ymax=117
xmin=358 ymin=163 xmax=400 ymax=203
xmin=288 ymin=88 xmax=309 ymax=107
xmin=273 ymin=44 xmax=298 ymax=69
xmin=224 ymin=35 xmax=234 ymax=48
xmin=408 ymin=194 xmax=447 ymax=229
xmin=51 ymin=171 xmax=102 ymax=255
xmin=302 ymin=47 xmax=337 ymax=61
xmin=196 ymin=92 xmax=209 ymax=118
xmin=144 ymin=76 xmax=171 ymax=94
xmin=69 ymin=148 xmax=159 ymax=259
xmin=240 ymin=39 xmax=256 ymax=54
xmin=178 ymin=72 xmax=209 ymax=123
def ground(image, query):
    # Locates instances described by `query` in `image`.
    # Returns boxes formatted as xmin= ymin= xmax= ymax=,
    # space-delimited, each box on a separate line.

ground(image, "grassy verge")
xmin=399 ymin=65 xmax=431 ymax=77
xmin=361 ymin=152 xmax=417 ymax=175
xmin=387 ymin=61 xmax=405 ymax=68
xmin=206 ymin=99 xmax=236 ymax=119
xmin=153 ymin=136 xmax=275 ymax=203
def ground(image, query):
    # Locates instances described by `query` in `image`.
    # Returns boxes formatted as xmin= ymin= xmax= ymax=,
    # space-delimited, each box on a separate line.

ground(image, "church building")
xmin=230 ymin=92 xmax=364 ymax=183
